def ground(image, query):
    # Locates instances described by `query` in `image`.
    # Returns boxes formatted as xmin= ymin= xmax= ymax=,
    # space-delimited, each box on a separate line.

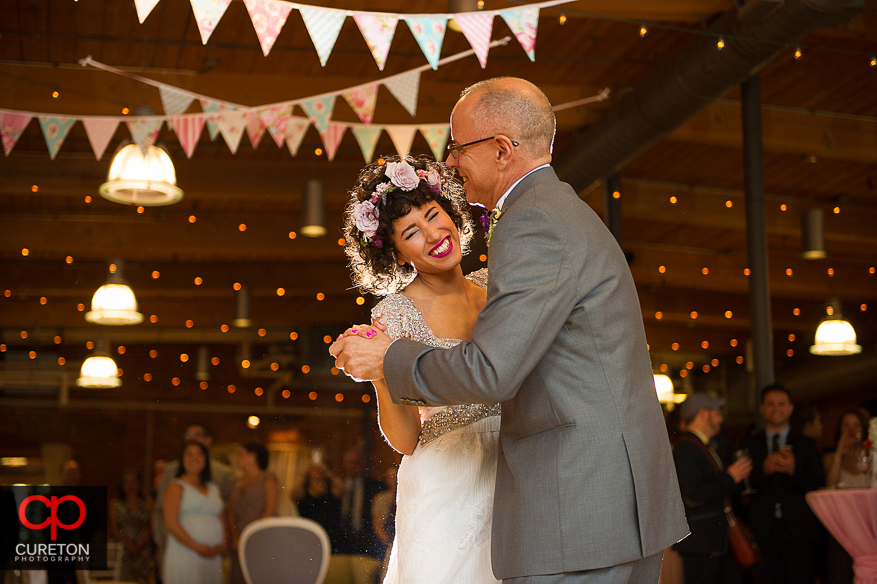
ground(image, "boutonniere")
xmin=480 ymin=206 xmax=503 ymax=247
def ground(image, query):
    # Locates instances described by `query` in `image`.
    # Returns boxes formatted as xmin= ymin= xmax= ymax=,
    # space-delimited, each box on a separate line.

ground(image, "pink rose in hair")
xmin=386 ymin=161 xmax=419 ymax=191
xmin=426 ymin=168 xmax=442 ymax=193
xmin=353 ymin=200 xmax=379 ymax=237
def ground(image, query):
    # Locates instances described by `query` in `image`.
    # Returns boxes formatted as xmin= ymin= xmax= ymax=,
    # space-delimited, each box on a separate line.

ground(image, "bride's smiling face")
xmin=391 ymin=202 xmax=462 ymax=274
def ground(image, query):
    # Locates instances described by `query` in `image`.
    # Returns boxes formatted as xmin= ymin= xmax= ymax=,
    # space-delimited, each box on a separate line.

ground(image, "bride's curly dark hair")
xmin=343 ymin=154 xmax=475 ymax=296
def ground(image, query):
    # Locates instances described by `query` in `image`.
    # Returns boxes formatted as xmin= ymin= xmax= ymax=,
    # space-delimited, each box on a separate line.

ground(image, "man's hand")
xmin=726 ymin=456 xmax=753 ymax=484
xmin=329 ymin=324 xmax=392 ymax=382
xmin=763 ymin=449 xmax=795 ymax=476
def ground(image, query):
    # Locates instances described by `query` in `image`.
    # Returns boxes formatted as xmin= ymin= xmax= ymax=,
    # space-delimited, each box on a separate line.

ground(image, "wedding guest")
xmin=334 ymin=450 xmax=386 ymax=584
xmin=793 ymin=405 xmax=824 ymax=444
xmin=110 ymin=469 xmax=155 ymax=584
xmin=293 ymin=460 xmax=345 ymax=550
xmin=229 ymin=442 xmax=278 ymax=584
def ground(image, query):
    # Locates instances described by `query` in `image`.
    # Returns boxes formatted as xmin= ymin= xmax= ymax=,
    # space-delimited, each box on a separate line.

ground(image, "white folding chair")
xmin=239 ymin=517 xmax=331 ymax=584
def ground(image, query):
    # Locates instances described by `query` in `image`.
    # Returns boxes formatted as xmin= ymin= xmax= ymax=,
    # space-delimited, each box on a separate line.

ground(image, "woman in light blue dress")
xmin=162 ymin=441 xmax=225 ymax=584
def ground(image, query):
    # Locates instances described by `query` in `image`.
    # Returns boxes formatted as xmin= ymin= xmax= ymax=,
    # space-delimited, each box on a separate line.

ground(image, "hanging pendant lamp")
xmin=654 ymin=374 xmax=686 ymax=404
xmin=77 ymin=339 xmax=122 ymax=388
xmin=85 ymin=260 xmax=144 ymax=326
xmin=810 ymin=299 xmax=862 ymax=356
xmin=301 ymin=179 xmax=327 ymax=237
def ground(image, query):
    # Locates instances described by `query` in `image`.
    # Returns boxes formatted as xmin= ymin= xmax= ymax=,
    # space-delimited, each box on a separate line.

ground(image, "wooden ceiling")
xmin=1 ymin=0 xmax=876 ymax=414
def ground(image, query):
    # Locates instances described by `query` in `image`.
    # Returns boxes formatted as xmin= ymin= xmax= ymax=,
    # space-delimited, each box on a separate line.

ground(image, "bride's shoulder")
xmin=465 ymin=268 xmax=488 ymax=290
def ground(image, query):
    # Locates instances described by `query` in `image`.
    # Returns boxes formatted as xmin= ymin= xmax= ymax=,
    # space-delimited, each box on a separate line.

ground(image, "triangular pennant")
xmin=243 ymin=0 xmax=294 ymax=57
xmin=300 ymin=96 xmax=336 ymax=132
xmin=200 ymin=99 xmax=224 ymax=141
xmin=258 ymin=104 xmax=293 ymax=147
xmin=405 ymin=16 xmax=447 ymax=70
xmin=419 ymin=124 xmax=450 ymax=161
xmin=386 ymin=125 xmax=417 ymax=158
xmin=1 ymin=112 xmax=33 ymax=156
xmin=351 ymin=126 xmax=382 ymax=163
xmin=126 ymin=118 xmax=163 ymax=155
xmin=38 ymin=116 xmax=77 ymax=160
xmin=342 ymin=84 xmax=378 ymax=125
xmin=245 ymin=111 xmax=266 ymax=149
xmin=384 ymin=71 xmax=420 ymax=117
xmin=159 ymin=86 xmax=195 ymax=116
xmin=81 ymin=118 xmax=119 ymax=160
xmin=284 ymin=117 xmax=310 ymax=156
xmin=299 ymin=6 xmax=347 ymax=67
xmin=454 ymin=12 xmax=494 ymax=68
xmin=353 ymin=13 xmax=399 ymax=71
xmin=190 ymin=0 xmax=232 ymax=45
xmin=218 ymin=110 xmax=246 ymax=154
xmin=134 ymin=0 xmax=161 ymax=23
xmin=500 ymin=6 xmax=539 ymax=61
xmin=318 ymin=122 xmax=347 ymax=161
xmin=169 ymin=114 xmax=205 ymax=159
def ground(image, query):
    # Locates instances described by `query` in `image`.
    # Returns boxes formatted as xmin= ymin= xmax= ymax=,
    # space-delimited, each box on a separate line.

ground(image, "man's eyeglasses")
xmin=446 ymin=135 xmax=519 ymax=158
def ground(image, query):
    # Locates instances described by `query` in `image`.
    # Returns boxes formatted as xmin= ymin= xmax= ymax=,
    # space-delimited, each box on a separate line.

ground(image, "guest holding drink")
xmin=823 ymin=409 xmax=870 ymax=488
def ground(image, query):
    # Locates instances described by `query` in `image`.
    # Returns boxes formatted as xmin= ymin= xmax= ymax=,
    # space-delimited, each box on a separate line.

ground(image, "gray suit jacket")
xmin=385 ymin=167 xmax=689 ymax=579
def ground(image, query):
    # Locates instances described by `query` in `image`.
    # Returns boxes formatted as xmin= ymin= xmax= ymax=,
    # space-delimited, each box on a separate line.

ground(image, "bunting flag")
xmin=386 ymin=124 xmax=417 ymax=157
xmin=1 ymin=112 xmax=32 ymax=156
xmin=300 ymin=96 xmax=335 ymax=132
xmin=243 ymin=0 xmax=293 ymax=57
xmin=81 ymin=117 xmax=119 ymax=160
xmin=405 ymin=16 xmax=447 ymax=70
xmin=342 ymin=84 xmax=378 ymax=125
xmin=384 ymin=71 xmax=420 ymax=117
xmin=352 ymin=125 xmax=382 ymax=163
xmin=169 ymin=114 xmax=205 ymax=159
xmin=353 ymin=14 xmax=399 ymax=71
xmin=419 ymin=124 xmax=450 ymax=161
xmin=38 ymin=116 xmax=76 ymax=160
xmin=134 ymin=0 xmax=161 ymax=23
xmin=159 ymin=86 xmax=195 ymax=116
xmin=199 ymin=100 xmax=224 ymax=140
xmin=218 ymin=110 xmax=247 ymax=154
xmin=258 ymin=104 xmax=293 ymax=147
xmin=501 ymin=6 xmax=539 ymax=61
xmin=190 ymin=0 xmax=232 ymax=45
xmin=454 ymin=12 xmax=494 ymax=68
xmin=126 ymin=118 xmax=163 ymax=155
xmin=319 ymin=122 xmax=347 ymax=161
xmin=299 ymin=6 xmax=347 ymax=67
xmin=245 ymin=111 xmax=266 ymax=148
xmin=284 ymin=117 xmax=310 ymax=156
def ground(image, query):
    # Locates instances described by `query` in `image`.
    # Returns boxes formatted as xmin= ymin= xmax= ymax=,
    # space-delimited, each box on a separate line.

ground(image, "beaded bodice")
xmin=372 ymin=268 xmax=500 ymax=447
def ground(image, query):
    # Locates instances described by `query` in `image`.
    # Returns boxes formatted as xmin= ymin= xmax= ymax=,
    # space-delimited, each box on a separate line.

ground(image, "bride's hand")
xmin=336 ymin=318 xmax=387 ymax=341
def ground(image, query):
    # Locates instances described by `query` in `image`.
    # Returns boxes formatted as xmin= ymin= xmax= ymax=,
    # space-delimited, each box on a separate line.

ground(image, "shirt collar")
xmin=689 ymin=428 xmax=712 ymax=446
xmin=766 ymin=426 xmax=790 ymax=448
xmin=495 ymin=164 xmax=550 ymax=211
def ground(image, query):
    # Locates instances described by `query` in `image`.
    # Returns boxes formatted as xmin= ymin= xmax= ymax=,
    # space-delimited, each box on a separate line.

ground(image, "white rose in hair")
xmin=353 ymin=200 xmax=379 ymax=237
xmin=386 ymin=161 xmax=419 ymax=191
xmin=426 ymin=168 xmax=442 ymax=192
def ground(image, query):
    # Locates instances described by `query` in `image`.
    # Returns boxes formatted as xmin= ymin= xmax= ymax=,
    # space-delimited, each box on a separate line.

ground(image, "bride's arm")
xmin=373 ymin=378 xmax=421 ymax=455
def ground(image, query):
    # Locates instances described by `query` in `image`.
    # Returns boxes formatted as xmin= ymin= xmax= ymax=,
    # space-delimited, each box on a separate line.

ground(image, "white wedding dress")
xmin=374 ymin=269 xmax=501 ymax=584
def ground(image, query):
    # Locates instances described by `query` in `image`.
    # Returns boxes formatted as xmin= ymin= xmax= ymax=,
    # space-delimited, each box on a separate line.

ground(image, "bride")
xmin=340 ymin=154 xmax=501 ymax=584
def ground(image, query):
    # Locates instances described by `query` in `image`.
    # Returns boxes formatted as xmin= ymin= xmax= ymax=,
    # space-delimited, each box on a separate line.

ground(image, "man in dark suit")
xmin=738 ymin=384 xmax=825 ymax=584
xmin=331 ymin=77 xmax=689 ymax=583
xmin=673 ymin=394 xmax=752 ymax=584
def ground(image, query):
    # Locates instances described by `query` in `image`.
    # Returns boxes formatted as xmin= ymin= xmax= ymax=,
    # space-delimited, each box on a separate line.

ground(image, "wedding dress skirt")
xmin=383 ymin=406 xmax=501 ymax=584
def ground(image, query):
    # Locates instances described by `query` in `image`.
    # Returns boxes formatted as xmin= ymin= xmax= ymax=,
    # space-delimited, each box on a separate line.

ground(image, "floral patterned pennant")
xmin=126 ymin=118 xmax=163 ymax=155
xmin=285 ymin=117 xmax=310 ymax=156
xmin=1 ymin=112 xmax=32 ymax=156
xmin=405 ymin=16 xmax=447 ymax=70
xmin=38 ymin=116 xmax=77 ymax=160
xmin=352 ymin=126 xmax=382 ymax=163
xmin=419 ymin=124 xmax=450 ymax=161
xmin=190 ymin=0 xmax=233 ymax=45
xmin=500 ymin=6 xmax=539 ymax=61
xmin=300 ymin=96 xmax=336 ymax=132
xmin=243 ymin=0 xmax=293 ymax=57
xmin=342 ymin=84 xmax=378 ymax=125
xmin=353 ymin=13 xmax=399 ymax=71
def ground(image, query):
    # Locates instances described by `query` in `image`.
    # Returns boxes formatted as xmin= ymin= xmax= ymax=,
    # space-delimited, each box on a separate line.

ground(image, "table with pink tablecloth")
xmin=806 ymin=488 xmax=877 ymax=584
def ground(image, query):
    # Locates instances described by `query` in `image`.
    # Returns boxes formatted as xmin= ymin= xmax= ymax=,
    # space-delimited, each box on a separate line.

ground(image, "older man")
xmin=331 ymin=77 xmax=688 ymax=583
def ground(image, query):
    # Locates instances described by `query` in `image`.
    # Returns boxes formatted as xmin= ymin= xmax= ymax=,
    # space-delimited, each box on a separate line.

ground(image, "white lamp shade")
xmin=99 ymin=144 xmax=183 ymax=206
xmin=76 ymin=355 xmax=121 ymax=388
xmin=810 ymin=318 xmax=862 ymax=356
xmin=86 ymin=283 xmax=143 ymax=325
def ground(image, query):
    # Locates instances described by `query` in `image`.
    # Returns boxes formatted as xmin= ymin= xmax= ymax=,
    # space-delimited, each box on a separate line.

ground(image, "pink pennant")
xmin=319 ymin=122 xmax=347 ymax=161
xmin=1 ymin=112 xmax=32 ymax=156
xmin=285 ymin=117 xmax=310 ymax=156
xmin=190 ymin=0 xmax=232 ymax=45
xmin=245 ymin=111 xmax=266 ymax=148
xmin=169 ymin=114 xmax=205 ymax=159
xmin=243 ymin=0 xmax=293 ymax=57
xmin=81 ymin=117 xmax=119 ymax=160
xmin=126 ymin=118 xmax=163 ymax=155
xmin=258 ymin=104 xmax=293 ymax=148
xmin=342 ymin=84 xmax=378 ymax=125
xmin=453 ymin=12 xmax=494 ymax=68
xmin=353 ymin=13 xmax=399 ymax=71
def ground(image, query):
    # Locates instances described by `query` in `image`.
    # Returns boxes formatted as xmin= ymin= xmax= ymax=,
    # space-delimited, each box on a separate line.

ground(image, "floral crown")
xmin=352 ymin=160 xmax=442 ymax=248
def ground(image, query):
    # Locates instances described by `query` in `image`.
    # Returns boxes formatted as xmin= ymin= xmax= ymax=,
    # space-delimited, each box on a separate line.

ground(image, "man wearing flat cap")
xmin=673 ymin=394 xmax=752 ymax=584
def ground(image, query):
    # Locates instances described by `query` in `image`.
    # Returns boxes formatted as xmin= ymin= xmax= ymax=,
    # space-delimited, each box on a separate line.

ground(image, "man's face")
xmin=760 ymin=391 xmax=793 ymax=429
xmin=705 ymin=408 xmax=723 ymax=438
xmin=446 ymin=100 xmax=499 ymax=209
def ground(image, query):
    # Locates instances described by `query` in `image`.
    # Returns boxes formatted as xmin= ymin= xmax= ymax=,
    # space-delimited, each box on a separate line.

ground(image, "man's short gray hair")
xmin=461 ymin=78 xmax=556 ymax=157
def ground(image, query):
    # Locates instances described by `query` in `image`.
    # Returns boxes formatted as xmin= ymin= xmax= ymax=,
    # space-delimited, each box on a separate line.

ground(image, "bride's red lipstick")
xmin=430 ymin=236 xmax=453 ymax=258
